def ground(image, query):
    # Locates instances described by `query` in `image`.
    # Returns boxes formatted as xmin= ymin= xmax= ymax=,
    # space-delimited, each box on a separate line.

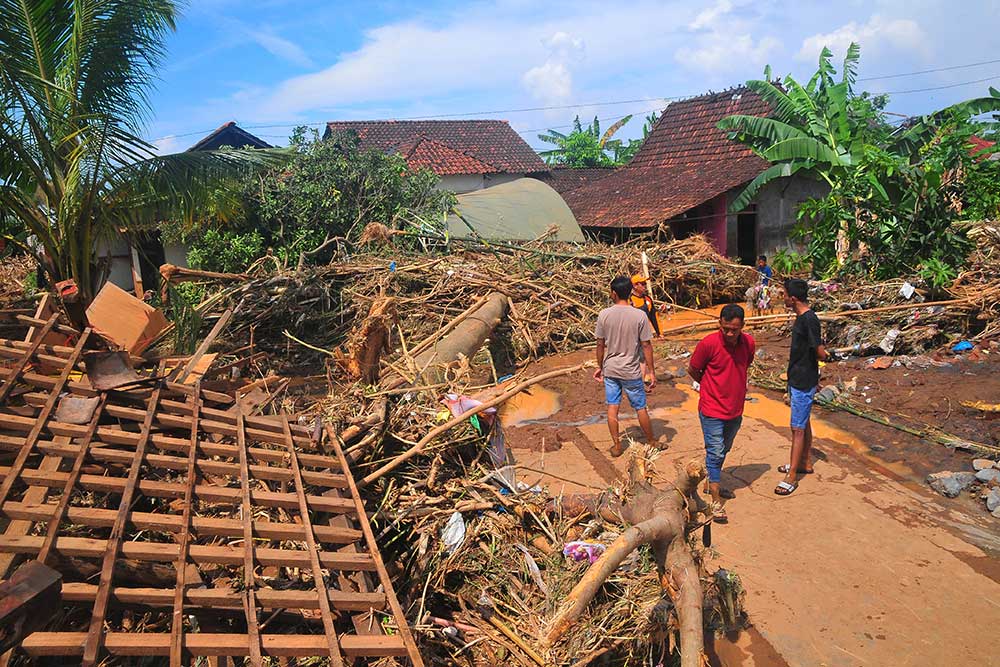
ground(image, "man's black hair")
xmin=758 ymin=255 xmax=767 ymax=262
xmin=785 ymin=278 xmax=809 ymax=303
xmin=720 ymin=303 xmax=745 ymax=322
xmin=611 ymin=276 xmax=632 ymax=301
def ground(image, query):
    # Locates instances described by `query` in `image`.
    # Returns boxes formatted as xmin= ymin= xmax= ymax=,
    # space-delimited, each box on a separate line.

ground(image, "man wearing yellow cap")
xmin=629 ymin=275 xmax=661 ymax=337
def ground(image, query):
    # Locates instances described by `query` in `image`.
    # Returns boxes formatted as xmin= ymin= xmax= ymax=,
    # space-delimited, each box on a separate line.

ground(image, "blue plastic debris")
xmin=389 ymin=260 xmax=397 ymax=273
xmin=952 ymin=340 xmax=974 ymax=353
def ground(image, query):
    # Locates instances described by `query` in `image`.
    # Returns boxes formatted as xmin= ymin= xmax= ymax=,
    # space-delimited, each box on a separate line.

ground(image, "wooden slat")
xmin=234 ymin=405 xmax=263 ymax=667
xmin=0 ymin=315 xmax=59 ymax=403
xmin=0 ymin=535 xmax=376 ymax=570
xmin=0 ymin=330 xmax=90 ymax=511
xmin=82 ymin=379 xmax=163 ymax=667
xmin=0 ymin=416 xmax=339 ymax=470
xmin=0 ymin=466 xmax=355 ymax=513
xmin=170 ymin=383 xmax=200 ymax=667
xmin=281 ymin=415 xmax=344 ymax=666
xmin=60 ymin=583 xmax=386 ymax=611
xmin=36 ymin=394 xmax=107 ymax=565
xmin=22 ymin=633 xmax=410 ymax=658
xmin=327 ymin=424 xmax=426 ymax=667
xmin=0 ymin=431 xmax=346 ymax=488
xmin=0 ymin=455 xmax=62 ymax=578
xmin=1 ymin=502 xmax=361 ymax=544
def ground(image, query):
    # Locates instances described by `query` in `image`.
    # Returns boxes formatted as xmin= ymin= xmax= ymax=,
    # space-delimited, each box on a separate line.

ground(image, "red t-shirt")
xmin=689 ymin=330 xmax=755 ymax=420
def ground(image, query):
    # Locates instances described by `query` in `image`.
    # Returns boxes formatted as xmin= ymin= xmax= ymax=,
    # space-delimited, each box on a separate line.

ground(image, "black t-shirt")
xmin=788 ymin=309 xmax=822 ymax=390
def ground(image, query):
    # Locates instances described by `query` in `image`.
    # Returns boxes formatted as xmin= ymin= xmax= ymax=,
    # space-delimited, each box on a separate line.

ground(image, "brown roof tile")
xmin=324 ymin=120 xmax=546 ymax=175
xmin=537 ymin=166 xmax=619 ymax=194
xmin=565 ymin=88 xmax=770 ymax=228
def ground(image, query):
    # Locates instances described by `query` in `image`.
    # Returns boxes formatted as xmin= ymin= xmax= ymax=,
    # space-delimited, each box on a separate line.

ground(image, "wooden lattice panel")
xmin=0 ymin=330 xmax=423 ymax=666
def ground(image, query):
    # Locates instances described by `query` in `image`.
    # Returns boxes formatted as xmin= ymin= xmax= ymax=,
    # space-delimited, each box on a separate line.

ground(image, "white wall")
xmin=96 ymin=237 xmax=135 ymax=291
xmin=437 ymin=172 xmax=527 ymax=194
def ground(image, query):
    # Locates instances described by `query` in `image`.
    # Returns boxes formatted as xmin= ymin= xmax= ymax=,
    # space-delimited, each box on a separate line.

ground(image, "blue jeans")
xmin=790 ymin=386 xmax=818 ymax=430
xmin=699 ymin=412 xmax=743 ymax=483
xmin=603 ymin=377 xmax=647 ymax=410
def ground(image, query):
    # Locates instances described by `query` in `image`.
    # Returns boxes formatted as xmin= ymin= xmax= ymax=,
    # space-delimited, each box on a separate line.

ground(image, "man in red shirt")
xmin=687 ymin=304 xmax=755 ymax=523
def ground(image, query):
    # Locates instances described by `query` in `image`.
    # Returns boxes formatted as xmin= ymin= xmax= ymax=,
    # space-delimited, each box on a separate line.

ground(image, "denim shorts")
xmin=699 ymin=413 xmax=743 ymax=483
xmin=604 ymin=377 xmax=647 ymax=410
xmin=789 ymin=385 xmax=818 ymax=430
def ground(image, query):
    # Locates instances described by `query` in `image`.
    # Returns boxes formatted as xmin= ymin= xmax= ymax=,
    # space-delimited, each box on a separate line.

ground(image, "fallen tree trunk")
xmin=410 ymin=291 xmax=508 ymax=385
xmin=543 ymin=458 xmax=711 ymax=667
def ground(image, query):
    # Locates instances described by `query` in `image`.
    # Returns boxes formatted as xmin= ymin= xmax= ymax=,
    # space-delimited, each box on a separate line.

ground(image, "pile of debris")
xmin=927 ymin=457 xmax=1000 ymax=517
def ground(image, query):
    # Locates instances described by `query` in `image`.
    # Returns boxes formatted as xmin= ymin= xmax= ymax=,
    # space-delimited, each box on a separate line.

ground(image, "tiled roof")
xmin=564 ymin=88 xmax=770 ymax=228
xmin=324 ymin=120 xmax=547 ymax=175
xmin=537 ymin=166 xmax=619 ymax=194
xmin=188 ymin=121 xmax=271 ymax=151
xmin=396 ymin=136 xmax=498 ymax=175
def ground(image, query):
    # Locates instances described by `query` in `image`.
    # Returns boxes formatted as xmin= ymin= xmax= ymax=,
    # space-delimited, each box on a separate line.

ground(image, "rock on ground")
xmin=975 ymin=468 xmax=1000 ymax=483
xmin=927 ymin=472 xmax=977 ymax=498
xmin=987 ymin=488 xmax=1000 ymax=513
xmin=972 ymin=458 xmax=999 ymax=471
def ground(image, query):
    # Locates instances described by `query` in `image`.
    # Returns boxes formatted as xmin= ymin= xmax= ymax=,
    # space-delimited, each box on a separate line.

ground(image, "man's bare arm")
xmin=687 ymin=364 xmax=704 ymax=383
xmin=642 ymin=340 xmax=656 ymax=388
xmin=594 ymin=340 xmax=606 ymax=380
xmin=817 ymin=343 xmax=829 ymax=362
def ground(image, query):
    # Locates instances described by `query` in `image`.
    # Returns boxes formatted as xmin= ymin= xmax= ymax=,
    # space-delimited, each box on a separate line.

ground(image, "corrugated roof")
xmin=564 ymin=88 xmax=770 ymax=228
xmin=324 ymin=120 xmax=547 ymax=175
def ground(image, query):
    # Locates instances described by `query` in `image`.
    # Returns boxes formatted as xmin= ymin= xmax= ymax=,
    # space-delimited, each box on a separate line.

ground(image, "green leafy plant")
xmin=770 ymin=248 xmax=811 ymax=275
xmin=0 ymin=1 xmax=284 ymax=311
xmin=917 ymin=257 xmax=958 ymax=290
xmin=538 ymin=115 xmax=635 ymax=166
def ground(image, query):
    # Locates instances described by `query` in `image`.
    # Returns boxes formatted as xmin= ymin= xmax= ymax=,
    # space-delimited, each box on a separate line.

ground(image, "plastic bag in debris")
xmin=952 ymin=340 xmax=974 ymax=353
xmin=441 ymin=512 xmax=466 ymax=554
xmin=563 ymin=540 xmax=607 ymax=564
xmin=899 ymin=282 xmax=916 ymax=300
xmin=878 ymin=329 xmax=901 ymax=354
xmin=515 ymin=544 xmax=550 ymax=595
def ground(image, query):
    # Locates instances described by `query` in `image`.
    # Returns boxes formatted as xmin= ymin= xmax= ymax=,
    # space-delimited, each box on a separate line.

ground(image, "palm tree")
xmin=537 ymin=114 xmax=633 ymax=166
xmin=0 ymin=1 xmax=282 ymax=306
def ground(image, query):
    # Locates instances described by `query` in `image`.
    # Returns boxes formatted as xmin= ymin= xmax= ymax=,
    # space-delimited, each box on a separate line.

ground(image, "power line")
xmin=883 ymin=74 xmax=1000 ymax=95
xmin=859 ymin=57 xmax=1000 ymax=81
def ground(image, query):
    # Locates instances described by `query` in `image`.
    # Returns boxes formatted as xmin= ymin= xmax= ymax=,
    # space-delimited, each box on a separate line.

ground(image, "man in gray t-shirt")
xmin=594 ymin=276 xmax=658 ymax=457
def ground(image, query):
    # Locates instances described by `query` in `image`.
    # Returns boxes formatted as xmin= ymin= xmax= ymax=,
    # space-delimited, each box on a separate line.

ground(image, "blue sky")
xmin=148 ymin=0 xmax=1000 ymax=153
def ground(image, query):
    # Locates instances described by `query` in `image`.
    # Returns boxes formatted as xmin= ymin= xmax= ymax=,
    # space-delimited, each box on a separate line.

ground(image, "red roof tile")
xmin=324 ymin=120 xmax=546 ymax=175
xmin=537 ymin=166 xmax=619 ymax=194
xmin=397 ymin=136 xmax=498 ymax=175
xmin=565 ymin=88 xmax=770 ymax=228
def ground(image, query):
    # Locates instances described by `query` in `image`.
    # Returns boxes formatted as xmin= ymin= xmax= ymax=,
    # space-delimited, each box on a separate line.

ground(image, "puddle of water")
xmin=657 ymin=304 xmax=723 ymax=333
xmin=499 ymin=385 xmax=562 ymax=427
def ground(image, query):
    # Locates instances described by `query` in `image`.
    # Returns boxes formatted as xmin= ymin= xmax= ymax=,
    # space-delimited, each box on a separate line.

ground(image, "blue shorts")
xmin=699 ymin=413 xmax=743 ymax=483
xmin=790 ymin=385 xmax=817 ymax=430
xmin=604 ymin=377 xmax=647 ymax=410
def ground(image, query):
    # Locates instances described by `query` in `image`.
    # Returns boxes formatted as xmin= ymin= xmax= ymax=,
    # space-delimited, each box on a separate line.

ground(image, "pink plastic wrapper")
xmin=562 ymin=540 xmax=606 ymax=564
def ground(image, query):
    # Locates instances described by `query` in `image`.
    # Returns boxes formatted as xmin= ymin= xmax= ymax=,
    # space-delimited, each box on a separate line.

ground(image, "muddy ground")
xmin=493 ymin=320 xmax=1000 ymax=667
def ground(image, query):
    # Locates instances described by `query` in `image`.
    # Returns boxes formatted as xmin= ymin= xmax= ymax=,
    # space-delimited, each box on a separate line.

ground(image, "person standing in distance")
xmin=777 ymin=278 xmax=828 ymax=496
xmin=688 ymin=304 xmax=755 ymax=523
xmin=594 ymin=276 xmax=658 ymax=458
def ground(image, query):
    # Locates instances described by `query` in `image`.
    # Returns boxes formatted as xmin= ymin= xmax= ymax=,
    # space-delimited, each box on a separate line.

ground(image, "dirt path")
xmin=505 ymin=351 xmax=1000 ymax=667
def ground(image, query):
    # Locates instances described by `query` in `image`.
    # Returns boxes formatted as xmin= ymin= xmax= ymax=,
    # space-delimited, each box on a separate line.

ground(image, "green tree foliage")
xmin=0 ymin=1 xmax=282 ymax=303
xmin=170 ymin=128 xmax=454 ymax=272
xmin=615 ymin=112 xmax=660 ymax=164
xmin=538 ymin=114 xmax=641 ymax=167
xmin=721 ymin=44 xmax=1000 ymax=279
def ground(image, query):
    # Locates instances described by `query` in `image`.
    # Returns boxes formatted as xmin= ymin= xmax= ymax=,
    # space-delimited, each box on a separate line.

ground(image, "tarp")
xmin=446 ymin=178 xmax=585 ymax=242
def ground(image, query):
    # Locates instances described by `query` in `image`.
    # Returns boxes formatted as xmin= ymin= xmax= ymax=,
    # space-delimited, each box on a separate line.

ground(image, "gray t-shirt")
xmin=595 ymin=304 xmax=654 ymax=380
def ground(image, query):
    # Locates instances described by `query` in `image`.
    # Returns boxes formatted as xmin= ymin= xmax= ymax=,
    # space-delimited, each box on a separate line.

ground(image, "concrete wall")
xmin=724 ymin=175 xmax=829 ymax=260
xmin=437 ymin=172 xmax=527 ymax=194
xmin=96 ymin=237 xmax=135 ymax=291
xmin=163 ymin=242 xmax=188 ymax=268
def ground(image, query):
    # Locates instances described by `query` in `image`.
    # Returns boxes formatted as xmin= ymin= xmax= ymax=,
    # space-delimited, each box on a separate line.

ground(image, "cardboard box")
xmin=85 ymin=282 xmax=169 ymax=355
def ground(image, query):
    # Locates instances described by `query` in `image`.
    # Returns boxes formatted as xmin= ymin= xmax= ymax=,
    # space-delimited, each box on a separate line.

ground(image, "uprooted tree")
xmin=543 ymin=456 xmax=713 ymax=667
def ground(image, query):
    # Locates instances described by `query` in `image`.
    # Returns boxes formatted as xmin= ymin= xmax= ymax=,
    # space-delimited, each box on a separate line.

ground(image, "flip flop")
xmin=777 ymin=464 xmax=814 ymax=474
xmin=774 ymin=480 xmax=798 ymax=496
xmin=712 ymin=504 xmax=729 ymax=524
xmin=703 ymin=486 xmax=736 ymax=499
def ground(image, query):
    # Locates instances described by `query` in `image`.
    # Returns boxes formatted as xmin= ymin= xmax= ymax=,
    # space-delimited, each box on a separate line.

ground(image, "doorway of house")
xmin=737 ymin=206 xmax=757 ymax=266
xmin=136 ymin=233 xmax=166 ymax=297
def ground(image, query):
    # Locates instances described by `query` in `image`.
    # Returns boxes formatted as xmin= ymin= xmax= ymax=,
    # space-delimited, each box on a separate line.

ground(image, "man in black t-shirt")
xmin=776 ymin=278 xmax=828 ymax=496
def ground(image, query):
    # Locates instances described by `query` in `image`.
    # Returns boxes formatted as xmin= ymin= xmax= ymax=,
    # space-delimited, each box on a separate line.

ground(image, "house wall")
xmin=97 ymin=238 xmax=136 ymax=292
xmin=163 ymin=242 xmax=188 ymax=268
xmin=437 ymin=173 xmax=526 ymax=194
xmin=724 ymin=175 xmax=829 ymax=260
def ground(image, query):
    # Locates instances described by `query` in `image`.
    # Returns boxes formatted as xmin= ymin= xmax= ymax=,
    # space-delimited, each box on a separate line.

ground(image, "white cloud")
xmin=246 ymin=29 xmax=315 ymax=69
xmin=152 ymin=134 xmax=182 ymax=155
xmin=689 ymin=0 xmax=732 ymax=31
xmin=676 ymin=34 xmax=779 ymax=72
xmin=522 ymin=31 xmax=585 ymax=106
xmin=797 ymin=15 xmax=926 ymax=62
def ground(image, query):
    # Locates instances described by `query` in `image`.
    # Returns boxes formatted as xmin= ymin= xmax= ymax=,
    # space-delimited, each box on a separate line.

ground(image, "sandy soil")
xmin=498 ymin=343 xmax=1000 ymax=667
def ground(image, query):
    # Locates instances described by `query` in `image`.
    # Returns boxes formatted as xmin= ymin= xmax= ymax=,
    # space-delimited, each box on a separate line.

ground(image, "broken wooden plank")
xmin=0 ymin=561 xmax=62 ymax=653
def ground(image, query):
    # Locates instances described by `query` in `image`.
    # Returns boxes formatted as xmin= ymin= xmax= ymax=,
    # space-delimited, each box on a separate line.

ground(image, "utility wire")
xmin=859 ymin=58 xmax=1000 ymax=81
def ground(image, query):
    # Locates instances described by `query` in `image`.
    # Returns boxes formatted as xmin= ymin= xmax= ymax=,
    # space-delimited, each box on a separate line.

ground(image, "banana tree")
xmin=718 ymin=43 xmax=874 ymax=265
xmin=0 ymin=0 xmax=285 ymax=308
